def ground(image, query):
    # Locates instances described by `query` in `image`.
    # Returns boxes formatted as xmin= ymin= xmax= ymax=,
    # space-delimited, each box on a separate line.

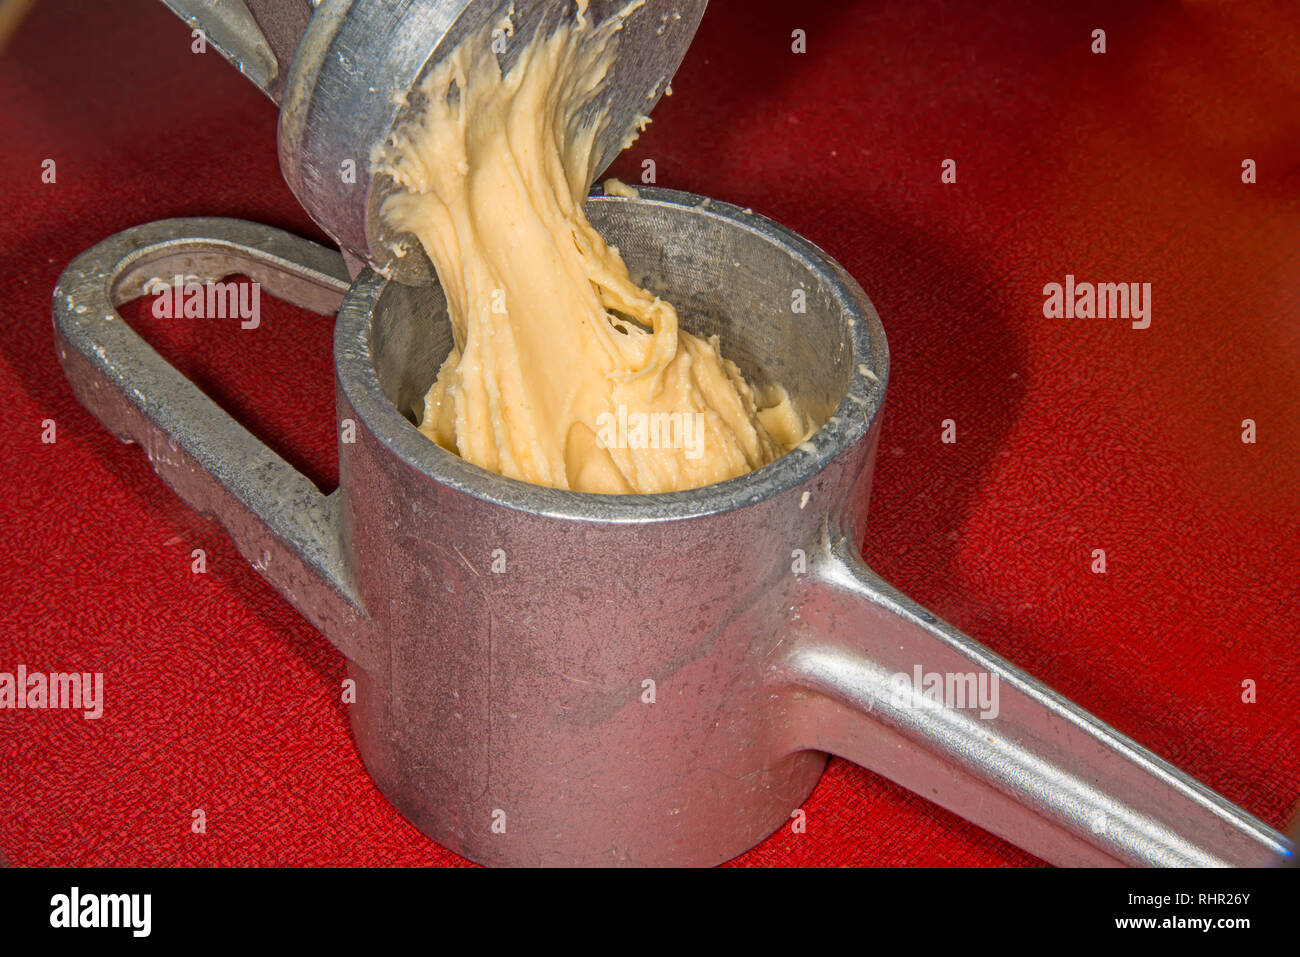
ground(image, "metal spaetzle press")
xmin=49 ymin=0 xmax=1294 ymax=866
xmin=52 ymin=198 xmax=1293 ymax=867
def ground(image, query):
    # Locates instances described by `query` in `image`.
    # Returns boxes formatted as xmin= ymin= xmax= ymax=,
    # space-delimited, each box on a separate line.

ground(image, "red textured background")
xmin=1 ymin=0 xmax=1296 ymax=867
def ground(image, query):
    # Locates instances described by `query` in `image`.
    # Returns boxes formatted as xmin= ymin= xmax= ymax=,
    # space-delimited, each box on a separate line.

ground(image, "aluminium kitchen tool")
xmin=51 ymin=198 xmax=1295 ymax=866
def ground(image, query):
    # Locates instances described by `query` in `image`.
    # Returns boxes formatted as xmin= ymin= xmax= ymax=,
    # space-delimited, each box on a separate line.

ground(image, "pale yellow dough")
xmin=371 ymin=3 xmax=811 ymax=494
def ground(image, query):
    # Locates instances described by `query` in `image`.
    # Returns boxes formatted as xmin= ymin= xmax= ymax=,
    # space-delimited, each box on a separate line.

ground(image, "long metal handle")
xmin=778 ymin=532 xmax=1293 ymax=867
xmin=52 ymin=218 xmax=380 ymax=677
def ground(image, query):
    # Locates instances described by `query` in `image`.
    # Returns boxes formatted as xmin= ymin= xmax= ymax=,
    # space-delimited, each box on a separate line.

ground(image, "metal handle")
xmin=159 ymin=0 xmax=316 ymax=102
xmin=778 ymin=531 xmax=1293 ymax=867
xmin=52 ymin=217 xmax=380 ymax=677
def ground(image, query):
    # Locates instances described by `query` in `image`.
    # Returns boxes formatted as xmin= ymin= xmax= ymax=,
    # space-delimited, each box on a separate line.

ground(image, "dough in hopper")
xmin=372 ymin=2 xmax=811 ymax=493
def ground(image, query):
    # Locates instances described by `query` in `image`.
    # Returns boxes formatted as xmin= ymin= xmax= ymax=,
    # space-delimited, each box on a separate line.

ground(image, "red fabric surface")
xmin=1 ymin=0 xmax=1296 ymax=867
